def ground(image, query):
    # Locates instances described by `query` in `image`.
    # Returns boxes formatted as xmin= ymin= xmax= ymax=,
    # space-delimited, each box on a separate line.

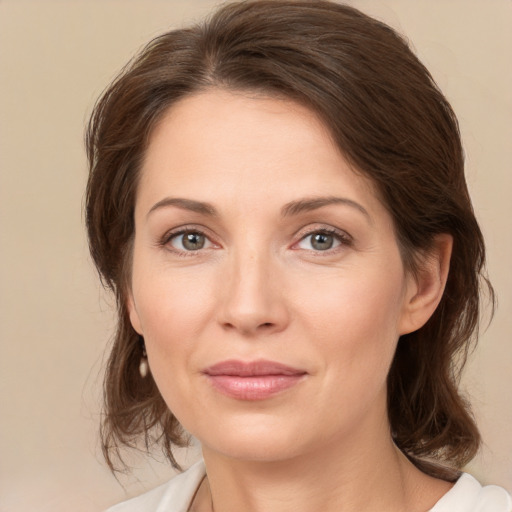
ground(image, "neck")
xmin=194 ymin=417 xmax=451 ymax=512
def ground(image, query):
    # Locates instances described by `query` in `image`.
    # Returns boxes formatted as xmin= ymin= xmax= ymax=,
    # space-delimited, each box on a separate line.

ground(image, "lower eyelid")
xmin=171 ymin=233 xmax=209 ymax=248
xmin=296 ymin=235 xmax=341 ymax=250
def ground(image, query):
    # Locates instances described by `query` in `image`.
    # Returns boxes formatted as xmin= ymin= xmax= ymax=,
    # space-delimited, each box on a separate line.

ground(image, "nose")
xmin=217 ymin=248 xmax=289 ymax=337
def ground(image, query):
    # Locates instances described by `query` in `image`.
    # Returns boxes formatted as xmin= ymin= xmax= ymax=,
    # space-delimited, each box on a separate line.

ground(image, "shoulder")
xmin=105 ymin=460 xmax=206 ymax=512
xmin=430 ymin=472 xmax=512 ymax=512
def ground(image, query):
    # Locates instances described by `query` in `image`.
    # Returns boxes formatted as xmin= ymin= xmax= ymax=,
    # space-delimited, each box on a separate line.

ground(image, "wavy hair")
xmin=85 ymin=0 xmax=493 ymax=477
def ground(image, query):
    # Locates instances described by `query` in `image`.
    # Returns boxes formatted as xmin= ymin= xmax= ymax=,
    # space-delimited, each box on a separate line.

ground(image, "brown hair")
xmin=85 ymin=0 xmax=493 ymax=477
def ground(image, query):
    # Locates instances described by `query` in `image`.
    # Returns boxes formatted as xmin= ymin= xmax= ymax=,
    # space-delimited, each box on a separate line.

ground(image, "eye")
xmin=296 ymin=230 xmax=348 ymax=251
xmin=169 ymin=230 xmax=212 ymax=251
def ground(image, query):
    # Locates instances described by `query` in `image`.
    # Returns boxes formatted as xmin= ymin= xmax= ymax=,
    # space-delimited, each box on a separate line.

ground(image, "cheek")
xmin=132 ymin=257 xmax=216 ymax=336
xmin=130 ymin=270 xmax=216 ymax=427
xmin=298 ymin=264 xmax=406 ymax=380
xmin=301 ymin=262 xmax=405 ymax=331
xmin=130 ymin=258 xmax=218 ymax=388
xmin=294 ymin=269 xmax=406 ymax=438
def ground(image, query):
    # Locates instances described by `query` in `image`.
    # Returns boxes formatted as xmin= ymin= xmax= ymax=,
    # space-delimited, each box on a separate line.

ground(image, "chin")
xmin=209 ymin=436 xmax=305 ymax=463
xmin=192 ymin=412 xmax=312 ymax=463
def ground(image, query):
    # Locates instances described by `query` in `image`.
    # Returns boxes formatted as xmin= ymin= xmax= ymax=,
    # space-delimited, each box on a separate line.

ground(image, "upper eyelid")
xmin=294 ymin=224 xmax=352 ymax=241
xmin=162 ymin=224 xmax=214 ymax=242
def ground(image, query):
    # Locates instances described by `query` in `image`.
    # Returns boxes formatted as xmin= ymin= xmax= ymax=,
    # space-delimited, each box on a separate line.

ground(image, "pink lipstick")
xmin=202 ymin=360 xmax=307 ymax=400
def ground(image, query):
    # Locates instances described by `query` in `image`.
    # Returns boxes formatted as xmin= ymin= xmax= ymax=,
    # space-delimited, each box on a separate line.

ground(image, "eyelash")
xmin=158 ymin=225 xmax=352 ymax=256
xmin=158 ymin=225 xmax=216 ymax=257
xmin=293 ymin=227 xmax=353 ymax=253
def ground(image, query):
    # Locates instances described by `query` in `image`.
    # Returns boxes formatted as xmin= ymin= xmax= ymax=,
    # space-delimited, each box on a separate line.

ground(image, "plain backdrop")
xmin=0 ymin=1 xmax=510 ymax=511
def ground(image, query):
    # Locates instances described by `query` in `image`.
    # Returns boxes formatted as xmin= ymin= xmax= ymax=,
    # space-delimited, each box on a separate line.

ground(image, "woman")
xmin=85 ymin=1 xmax=511 ymax=511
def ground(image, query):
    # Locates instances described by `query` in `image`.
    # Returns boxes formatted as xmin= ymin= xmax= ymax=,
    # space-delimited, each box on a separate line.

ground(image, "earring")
xmin=139 ymin=337 xmax=149 ymax=378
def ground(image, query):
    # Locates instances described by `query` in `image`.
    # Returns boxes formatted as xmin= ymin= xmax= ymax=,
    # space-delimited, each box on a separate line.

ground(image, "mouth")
xmin=202 ymin=359 xmax=307 ymax=401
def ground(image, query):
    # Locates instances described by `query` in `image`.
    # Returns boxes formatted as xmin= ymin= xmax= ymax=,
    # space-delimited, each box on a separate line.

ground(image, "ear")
xmin=126 ymin=291 xmax=144 ymax=335
xmin=399 ymin=234 xmax=453 ymax=335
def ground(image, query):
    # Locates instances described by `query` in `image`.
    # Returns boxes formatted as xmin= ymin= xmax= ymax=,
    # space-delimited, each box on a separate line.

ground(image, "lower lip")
xmin=205 ymin=374 xmax=305 ymax=401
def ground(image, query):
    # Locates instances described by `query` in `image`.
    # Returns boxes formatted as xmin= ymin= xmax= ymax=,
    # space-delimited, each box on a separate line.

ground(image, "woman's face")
xmin=128 ymin=90 xmax=419 ymax=462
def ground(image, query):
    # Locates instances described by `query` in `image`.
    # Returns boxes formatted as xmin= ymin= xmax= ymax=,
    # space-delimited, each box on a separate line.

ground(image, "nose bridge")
xmin=218 ymin=239 xmax=287 ymax=335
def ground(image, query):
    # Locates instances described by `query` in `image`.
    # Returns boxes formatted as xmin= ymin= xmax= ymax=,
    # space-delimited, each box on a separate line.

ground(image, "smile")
xmin=202 ymin=360 xmax=307 ymax=401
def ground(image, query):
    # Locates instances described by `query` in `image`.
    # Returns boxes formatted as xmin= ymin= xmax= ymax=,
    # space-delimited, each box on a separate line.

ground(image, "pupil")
xmin=312 ymin=233 xmax=333 ymax=250
xmin=183 ymin=232 xmax=204 ymax=250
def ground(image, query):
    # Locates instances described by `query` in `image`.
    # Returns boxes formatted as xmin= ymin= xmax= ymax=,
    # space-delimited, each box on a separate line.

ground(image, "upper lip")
xmin=203 ymin=359 xmax=307 ymax=377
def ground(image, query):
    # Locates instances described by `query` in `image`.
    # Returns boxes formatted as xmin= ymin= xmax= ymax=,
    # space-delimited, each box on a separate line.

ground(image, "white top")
xmin=106 ymin=460 xmax=512 ymax=512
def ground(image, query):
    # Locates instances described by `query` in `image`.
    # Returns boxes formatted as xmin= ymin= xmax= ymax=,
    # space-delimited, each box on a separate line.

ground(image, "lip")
xmin=202 ymin=359 xmax=307 ymax=401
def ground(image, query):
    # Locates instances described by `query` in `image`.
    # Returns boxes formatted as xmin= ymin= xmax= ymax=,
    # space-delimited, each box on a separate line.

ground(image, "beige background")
xmin=0 ymin=1 xmax=510 ymax=510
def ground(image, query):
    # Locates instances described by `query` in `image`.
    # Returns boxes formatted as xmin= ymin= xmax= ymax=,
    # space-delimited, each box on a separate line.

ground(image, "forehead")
xmin=145 ymin=89 xmax=339 ymax=165
xmin=138 ymin=89 xmax=382 ymax=216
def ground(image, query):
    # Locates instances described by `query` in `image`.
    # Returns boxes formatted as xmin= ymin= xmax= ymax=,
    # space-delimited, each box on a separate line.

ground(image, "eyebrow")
xmin=281 ymin=196 xmax=371 ymax=221
xmin=147 ymin=195 xmax=371 ymax=221
xmin=147 ymin=197 xmax=218 ymax=218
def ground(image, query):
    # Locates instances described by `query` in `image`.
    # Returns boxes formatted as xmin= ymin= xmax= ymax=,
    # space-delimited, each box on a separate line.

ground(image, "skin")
xmin=128 ymin=90 xmax=453 ymax=512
